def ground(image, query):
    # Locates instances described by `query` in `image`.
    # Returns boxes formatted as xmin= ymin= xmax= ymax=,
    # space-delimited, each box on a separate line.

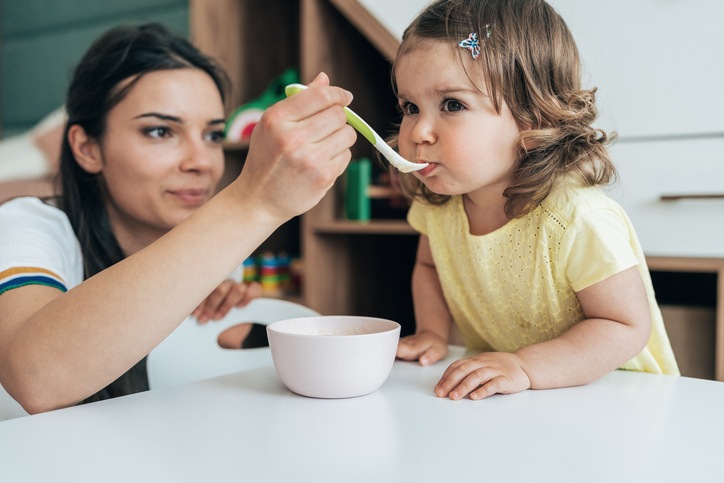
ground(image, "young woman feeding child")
xmin=0 ymin=24 xmax=356 ymax=412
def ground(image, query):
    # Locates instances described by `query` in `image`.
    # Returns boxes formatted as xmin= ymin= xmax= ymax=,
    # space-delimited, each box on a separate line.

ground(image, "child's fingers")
xmin=434 ymin=352 xmax=531 ymax=400
xmin=396 ymin=337 xmax=425 ymax=360
xmin=397 ymin=333 xmax=448 ymax=365
xmin=469 ymin=377 xmax=507 ymax=400
xmin=447 ymin=369 xmax=500 ymax=400
xmin=435 ymin=361 xmax=493 ymax=399
xmin=419 ymin=344 xmax=446 ymax=366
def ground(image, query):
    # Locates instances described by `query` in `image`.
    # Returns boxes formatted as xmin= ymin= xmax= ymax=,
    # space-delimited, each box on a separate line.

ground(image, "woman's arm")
xmin=396 ymin=235 xmax=454 ymax=366
xmin=0 ymin=74 xmax=356 ymax=413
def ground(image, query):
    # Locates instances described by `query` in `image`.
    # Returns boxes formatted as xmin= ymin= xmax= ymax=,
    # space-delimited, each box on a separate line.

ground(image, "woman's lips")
xmin=169 ymin=189 xmax=208 ymax=205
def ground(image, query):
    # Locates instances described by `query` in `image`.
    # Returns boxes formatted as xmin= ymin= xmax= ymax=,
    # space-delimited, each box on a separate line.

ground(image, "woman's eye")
xmin=206 ymin=130 xmax=225 ymax=144
xmin=442 ymin=99 xmax=465 ymax=112
xmin=399 ymin=101 xmax=419 ymax=116
xmin=144 ymin=126 xmax=170 ymax=139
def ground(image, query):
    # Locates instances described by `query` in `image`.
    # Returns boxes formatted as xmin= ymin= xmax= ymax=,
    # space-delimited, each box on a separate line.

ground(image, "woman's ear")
xmin=67 ymin=124 xmax=103 ymax=174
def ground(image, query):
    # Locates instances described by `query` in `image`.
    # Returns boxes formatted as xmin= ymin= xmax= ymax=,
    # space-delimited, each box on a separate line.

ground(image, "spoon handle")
xmin=285 ymin=83 xmax=377 ymax=144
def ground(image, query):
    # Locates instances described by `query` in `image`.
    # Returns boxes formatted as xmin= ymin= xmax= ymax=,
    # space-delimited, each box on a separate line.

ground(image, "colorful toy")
xmin=224 ymin=67 xmax=300 ymax=142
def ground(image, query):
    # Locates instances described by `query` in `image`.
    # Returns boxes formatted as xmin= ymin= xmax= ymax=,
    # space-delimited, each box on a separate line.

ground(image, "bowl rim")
xmin=266 ymin=315 xmax=401 ymax=339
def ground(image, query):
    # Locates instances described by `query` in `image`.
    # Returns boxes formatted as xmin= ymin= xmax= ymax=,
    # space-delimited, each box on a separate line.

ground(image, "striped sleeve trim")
xmin=0 ymin=267 xmax=67 ymax=295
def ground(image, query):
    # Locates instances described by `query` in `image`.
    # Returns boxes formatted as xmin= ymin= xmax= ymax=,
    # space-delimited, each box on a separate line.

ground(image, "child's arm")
xmin=396 ymin=235 xmax=453 ymax=366
xmin=434 ymin=265 xmax=651 ymax=400
xmin=517 ymin=265 xmax=651 ymax=387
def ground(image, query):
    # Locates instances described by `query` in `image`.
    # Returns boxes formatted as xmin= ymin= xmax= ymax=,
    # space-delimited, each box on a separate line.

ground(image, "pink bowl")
xmin=266 ymin=316 xmax=401 ymax=398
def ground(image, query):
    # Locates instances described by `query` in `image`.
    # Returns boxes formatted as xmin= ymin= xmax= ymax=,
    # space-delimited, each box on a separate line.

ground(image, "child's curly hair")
xmin=391 ymin=0 xmax=617 ymax=218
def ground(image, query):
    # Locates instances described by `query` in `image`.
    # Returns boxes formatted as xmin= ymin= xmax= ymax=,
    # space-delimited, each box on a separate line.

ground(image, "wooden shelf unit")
xmin=191 ymin=0 xmax=418 ymax=334
xmin=646 ymin=257 xmax=724 ymax=381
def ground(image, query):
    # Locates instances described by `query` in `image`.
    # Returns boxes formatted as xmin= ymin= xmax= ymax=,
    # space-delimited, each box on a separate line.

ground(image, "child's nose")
xmin=410 ymin=115 xmax=437 ymax=145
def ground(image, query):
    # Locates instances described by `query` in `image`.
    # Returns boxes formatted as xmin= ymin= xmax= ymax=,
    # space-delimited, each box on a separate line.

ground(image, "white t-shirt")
xmin=0 ymin=197 xmax=83 ymax=295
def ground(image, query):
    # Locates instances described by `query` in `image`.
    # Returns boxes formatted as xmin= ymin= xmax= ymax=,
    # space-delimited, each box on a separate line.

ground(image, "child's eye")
xmin=398 ymin=101 xmax=419 ymax=116
xmin=442 ymin=98 xmax=465 ymax=112
xmin=144 ymin=126 xmax=171 ymax=139
xmin=206 ymin=130 xmax=225 ymax=144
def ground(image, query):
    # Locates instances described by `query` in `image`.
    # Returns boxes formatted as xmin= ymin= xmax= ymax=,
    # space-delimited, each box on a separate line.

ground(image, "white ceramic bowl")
xmin=266 ymin=316 xmax=401 ymax=398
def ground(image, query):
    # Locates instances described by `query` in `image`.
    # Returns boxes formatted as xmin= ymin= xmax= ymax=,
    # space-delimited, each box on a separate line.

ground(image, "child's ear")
xmin=67 ymin=124 xmax=103 ymax=174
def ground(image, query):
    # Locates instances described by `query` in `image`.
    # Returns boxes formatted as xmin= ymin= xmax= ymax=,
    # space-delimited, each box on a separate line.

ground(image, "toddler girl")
xmin=394 ymin=0 xmax=679 ymax=400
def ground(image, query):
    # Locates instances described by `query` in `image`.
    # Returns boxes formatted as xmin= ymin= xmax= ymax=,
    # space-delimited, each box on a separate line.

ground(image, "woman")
xmin=0 ymin=24 xmax=355 ymax=412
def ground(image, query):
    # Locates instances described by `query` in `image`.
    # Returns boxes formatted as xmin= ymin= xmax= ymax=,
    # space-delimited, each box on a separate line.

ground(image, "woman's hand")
xmin=192 ymin=280 xmax=262 ymax=323
xmin=396 ymin=330 xmax=449 ymax=366
xmin=434 ymin=352 xmax=531 ymax=400
xmin=234 ymin=72 xmax=356 ymax=223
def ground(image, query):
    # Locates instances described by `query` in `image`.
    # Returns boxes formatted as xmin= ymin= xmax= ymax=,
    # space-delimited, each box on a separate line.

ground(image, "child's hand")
xmin=435 ymin=352 xmax=531 ymax=400
xmin=396 ymin=331 xmax=448 ymax=366
xmin=192 ymin=280 xmax=263 ymax=323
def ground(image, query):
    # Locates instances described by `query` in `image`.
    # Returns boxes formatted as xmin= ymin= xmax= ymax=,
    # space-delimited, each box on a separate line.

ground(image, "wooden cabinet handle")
xmin=660 ymin=194 xmax=724 ymax=201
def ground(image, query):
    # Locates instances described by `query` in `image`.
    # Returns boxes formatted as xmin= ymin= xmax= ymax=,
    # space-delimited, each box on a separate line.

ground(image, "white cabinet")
xmin=548 ymin=0 xmax=724 ymax=139
xmin=607 ymin=138 xmax=724 ymax=258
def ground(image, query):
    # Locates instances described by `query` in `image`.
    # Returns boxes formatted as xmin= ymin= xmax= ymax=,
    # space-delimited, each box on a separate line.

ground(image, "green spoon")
xmin=284 ymin=83 xmax=427 ymax=173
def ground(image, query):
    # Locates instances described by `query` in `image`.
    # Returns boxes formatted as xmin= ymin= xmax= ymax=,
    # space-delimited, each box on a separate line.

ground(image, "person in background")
xmin=0 ymin=23 xmax=355 ymax=412
xmin=393 ymin=0 xmax=679 ymax=400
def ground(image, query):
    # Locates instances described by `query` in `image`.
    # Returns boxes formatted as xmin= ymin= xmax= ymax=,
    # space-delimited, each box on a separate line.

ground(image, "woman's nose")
xmin=180 ymin=138 xmax=215 ymax=172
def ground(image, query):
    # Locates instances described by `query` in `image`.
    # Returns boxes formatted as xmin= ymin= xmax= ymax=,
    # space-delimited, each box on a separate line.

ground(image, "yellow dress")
xmin=407 ymin=184 xmax=679 ymax=375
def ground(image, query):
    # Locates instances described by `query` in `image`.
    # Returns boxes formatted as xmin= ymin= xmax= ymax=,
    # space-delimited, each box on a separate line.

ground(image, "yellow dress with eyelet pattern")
xmin=407 ymin=184 xmax=679 ymax=375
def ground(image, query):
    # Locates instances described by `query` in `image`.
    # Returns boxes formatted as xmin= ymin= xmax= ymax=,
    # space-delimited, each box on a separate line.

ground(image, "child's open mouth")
xmin=416 ymin=163 xmax=437 ymax=177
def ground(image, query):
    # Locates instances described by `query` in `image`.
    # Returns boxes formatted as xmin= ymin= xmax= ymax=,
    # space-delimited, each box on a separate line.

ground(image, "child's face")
xmin=395 ymin=40 xmax=521 ymax=202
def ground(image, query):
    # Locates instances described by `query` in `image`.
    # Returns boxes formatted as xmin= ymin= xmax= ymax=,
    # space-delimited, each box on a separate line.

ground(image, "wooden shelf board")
xmin=313 ymin=219 xmax=415 ymax=235
xmin=223 ymin=141 xmax=250 ymax=152
xmin=646 ymin=256 xmax=724 ymax=272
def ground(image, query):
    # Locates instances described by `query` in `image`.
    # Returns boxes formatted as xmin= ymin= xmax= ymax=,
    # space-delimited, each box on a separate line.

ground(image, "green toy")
xmin=224 ymin=67 xmax=300 ymax=142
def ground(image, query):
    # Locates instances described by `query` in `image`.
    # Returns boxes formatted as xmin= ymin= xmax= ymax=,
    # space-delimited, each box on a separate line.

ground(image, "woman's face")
xmin=94 ymin=68 xmax=226 ymax=251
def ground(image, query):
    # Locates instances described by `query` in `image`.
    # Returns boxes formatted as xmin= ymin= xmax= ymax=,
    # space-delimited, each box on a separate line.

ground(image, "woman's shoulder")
xmin=1 ymin=196 xmax=63 ymax=216
xmin=0 ymin=196 xmax=76 ymax=245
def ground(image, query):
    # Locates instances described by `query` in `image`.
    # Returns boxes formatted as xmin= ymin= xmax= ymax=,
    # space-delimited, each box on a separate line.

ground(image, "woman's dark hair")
xmin=57 ymin=23 xmax=230 ymax=278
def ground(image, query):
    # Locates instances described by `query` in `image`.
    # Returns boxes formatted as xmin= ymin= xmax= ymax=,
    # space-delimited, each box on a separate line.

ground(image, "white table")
xmin=1 ymin=347 xmax=723 ymax=482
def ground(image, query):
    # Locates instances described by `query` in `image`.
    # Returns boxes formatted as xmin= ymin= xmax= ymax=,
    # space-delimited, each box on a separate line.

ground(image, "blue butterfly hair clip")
xmin=458 ymin=25 xmax=492 ymax=60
